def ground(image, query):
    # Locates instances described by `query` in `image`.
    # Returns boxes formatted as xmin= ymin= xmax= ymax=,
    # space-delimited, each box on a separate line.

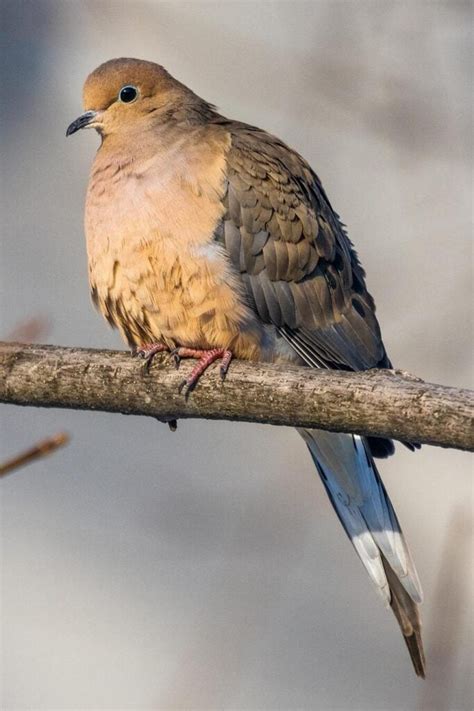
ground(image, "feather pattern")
xmin=212 ymin=117 xmax=425 ymax=675
xmin=216 ymin=121 xmax=391 ymax=372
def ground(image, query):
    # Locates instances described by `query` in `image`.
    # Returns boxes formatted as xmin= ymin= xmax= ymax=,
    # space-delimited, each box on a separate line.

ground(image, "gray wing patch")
xmin=218 ymin=123 xmax=390 ymax=372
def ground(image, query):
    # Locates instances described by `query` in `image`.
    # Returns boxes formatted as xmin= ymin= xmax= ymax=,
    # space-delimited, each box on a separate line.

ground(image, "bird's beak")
xmin=66 ymin=110 xmax=100 ymax=136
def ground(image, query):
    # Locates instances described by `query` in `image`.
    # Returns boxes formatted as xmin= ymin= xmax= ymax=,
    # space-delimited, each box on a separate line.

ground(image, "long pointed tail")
xmin=300 ymin=428 xmax=425 ymax=677
xmin=382 ymin=555 xmax=425 ymax=677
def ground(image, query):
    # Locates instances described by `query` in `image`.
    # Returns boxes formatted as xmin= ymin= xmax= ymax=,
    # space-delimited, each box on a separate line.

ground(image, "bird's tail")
xmin=299 ymin=428 xmax=425 ymax=678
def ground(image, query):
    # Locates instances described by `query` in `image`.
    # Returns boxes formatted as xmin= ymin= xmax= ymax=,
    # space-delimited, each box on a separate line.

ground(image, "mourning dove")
xmin=67 ymin=58 xmax=425 ymax=677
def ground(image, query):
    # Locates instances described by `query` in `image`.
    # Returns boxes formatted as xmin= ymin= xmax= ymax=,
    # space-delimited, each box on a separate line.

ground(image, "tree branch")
xmin=1 ymin=341 xmax=472 ymax=451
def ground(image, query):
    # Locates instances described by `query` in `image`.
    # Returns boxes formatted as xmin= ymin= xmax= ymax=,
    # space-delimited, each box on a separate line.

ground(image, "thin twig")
xmin=0 ymin=432 xmax=70 ymax=478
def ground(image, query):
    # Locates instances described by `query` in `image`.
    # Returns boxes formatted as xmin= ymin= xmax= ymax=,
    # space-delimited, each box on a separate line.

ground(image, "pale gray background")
xmin=1 ymin=1 xmax=472 ymax=709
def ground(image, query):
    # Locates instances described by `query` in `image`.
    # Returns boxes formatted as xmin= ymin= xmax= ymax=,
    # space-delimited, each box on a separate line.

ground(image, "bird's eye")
xmin=119 ymin=85 xmax=138 ymax=103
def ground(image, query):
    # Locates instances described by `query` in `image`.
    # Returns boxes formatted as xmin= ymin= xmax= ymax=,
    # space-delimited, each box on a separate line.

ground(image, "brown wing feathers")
xmin=220 ymin=124 xmax=390 ymax=372
xmin=218 ymin=123 xmax=400 ymax=459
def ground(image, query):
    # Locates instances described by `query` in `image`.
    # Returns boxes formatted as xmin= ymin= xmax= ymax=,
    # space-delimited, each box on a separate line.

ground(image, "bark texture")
xmin=0 ymin=341 xmax=472 ymax=451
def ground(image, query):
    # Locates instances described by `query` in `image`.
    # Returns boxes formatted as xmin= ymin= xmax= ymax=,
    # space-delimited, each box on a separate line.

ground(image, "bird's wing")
xmin=218 ymin=122 xmax=390 ymax=372
xmin=216 ymin=121 xmax=425 ymax=675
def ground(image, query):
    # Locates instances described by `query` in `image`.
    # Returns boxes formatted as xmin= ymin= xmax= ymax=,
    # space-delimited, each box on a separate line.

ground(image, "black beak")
xmin=66 ymin=110 xmax=98 ymax=137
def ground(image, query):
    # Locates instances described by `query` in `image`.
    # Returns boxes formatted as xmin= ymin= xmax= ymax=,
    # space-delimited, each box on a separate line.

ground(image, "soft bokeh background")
xmin=1 ymin=1 xmax=472 ymax=709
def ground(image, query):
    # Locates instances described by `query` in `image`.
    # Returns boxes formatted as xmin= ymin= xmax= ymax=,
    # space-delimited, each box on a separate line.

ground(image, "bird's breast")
xmin=84 ymin=135 xmax=265 ymax=358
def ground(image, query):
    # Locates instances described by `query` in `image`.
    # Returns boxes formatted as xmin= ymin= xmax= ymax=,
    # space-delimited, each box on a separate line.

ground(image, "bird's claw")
xmin=136 ymin=343 xmax=232 ymax=394
xmin=169 ymin=348 xmax=182 ymax=369
xmin=178 ymin=378 xmax=189 ymax=395
xmin=175 ymin=347 xmax=233 ymax=394
xmin=135 ymin=342 xmax=169 ymax=371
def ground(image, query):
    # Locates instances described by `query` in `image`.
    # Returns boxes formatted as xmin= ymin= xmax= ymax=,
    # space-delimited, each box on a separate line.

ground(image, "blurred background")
xmin=1 ymin=1 xmax=472 ymax=709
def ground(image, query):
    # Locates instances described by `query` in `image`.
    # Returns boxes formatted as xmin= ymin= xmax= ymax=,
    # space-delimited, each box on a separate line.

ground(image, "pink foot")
xmin=135 ymin=342 xmax=170 ymax=371
xmin=173 ymin=347 xmax=233 ymax=394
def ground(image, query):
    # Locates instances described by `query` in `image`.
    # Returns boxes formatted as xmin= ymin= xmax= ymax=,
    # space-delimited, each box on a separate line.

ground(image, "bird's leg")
xmin=172 ymin=347 xmax=233 ymax=394
xmin=135 ymin=342 xmax=170 ymax=372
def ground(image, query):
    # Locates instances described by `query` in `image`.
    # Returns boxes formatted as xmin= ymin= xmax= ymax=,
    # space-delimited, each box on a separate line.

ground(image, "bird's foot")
xmin=135 ymin=342 xmax=170 ymax=372
xmin=172 ymin=347 xmax=233 ymax=394
xmin=135 ymin=343 xmax=177 ymax=430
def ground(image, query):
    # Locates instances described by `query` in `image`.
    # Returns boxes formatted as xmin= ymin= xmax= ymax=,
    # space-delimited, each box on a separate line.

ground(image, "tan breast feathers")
xmin=85 ymin=125 xmax=264 ymax=358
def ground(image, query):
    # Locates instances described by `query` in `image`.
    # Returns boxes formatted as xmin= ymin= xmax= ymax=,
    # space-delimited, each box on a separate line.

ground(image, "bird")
xmin=67 ymin=57 xmax=425 ymax=677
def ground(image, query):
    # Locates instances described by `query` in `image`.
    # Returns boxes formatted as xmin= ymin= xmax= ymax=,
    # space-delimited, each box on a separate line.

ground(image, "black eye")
xmin=119 ymin=85 xmax=138 ymax=103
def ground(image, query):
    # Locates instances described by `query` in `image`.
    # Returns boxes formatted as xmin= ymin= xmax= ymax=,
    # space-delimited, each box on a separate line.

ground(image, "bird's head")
xmin=66 ymin=58 xmax=191 ymax=138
